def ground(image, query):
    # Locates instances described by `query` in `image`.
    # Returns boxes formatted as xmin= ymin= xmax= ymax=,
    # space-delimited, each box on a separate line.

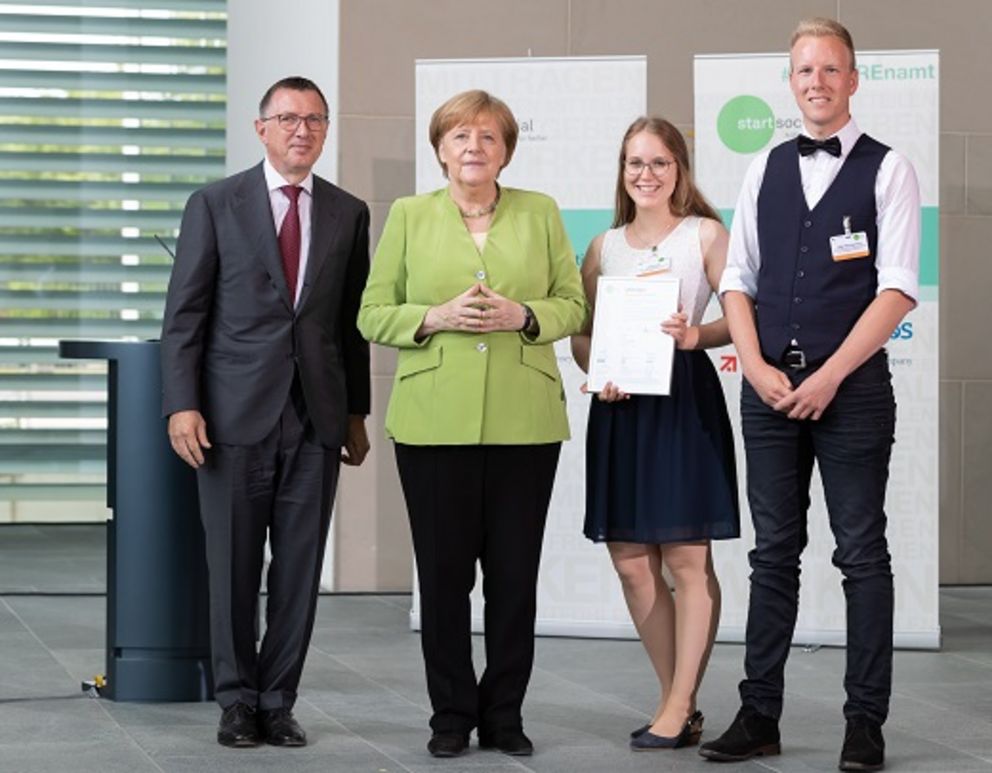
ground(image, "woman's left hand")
xmin=661 ymin=311 xmax=698 ymax=350
xmin=474 ymin=284 xmax=528 ymax=332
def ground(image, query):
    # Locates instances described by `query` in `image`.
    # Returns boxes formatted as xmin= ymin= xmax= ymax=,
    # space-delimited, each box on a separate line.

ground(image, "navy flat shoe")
xmin=630 ymin=710 xmax=703 ymax=751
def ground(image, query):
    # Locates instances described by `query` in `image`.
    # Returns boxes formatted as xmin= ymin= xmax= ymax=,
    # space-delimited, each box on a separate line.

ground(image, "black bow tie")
xmin=797 ymin=135 xmax=842 ymax=157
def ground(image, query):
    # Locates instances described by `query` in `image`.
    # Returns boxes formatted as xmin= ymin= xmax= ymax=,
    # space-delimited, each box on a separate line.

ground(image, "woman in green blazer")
xmin=358 ymin=90 xmax=587 ymax=759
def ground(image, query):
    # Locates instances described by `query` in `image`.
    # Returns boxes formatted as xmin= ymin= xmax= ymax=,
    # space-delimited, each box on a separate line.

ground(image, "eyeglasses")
xmin=260 ymin=113 xmax=329 ymax=132
xmin=624 ymin=158 xmax=674 ymax=177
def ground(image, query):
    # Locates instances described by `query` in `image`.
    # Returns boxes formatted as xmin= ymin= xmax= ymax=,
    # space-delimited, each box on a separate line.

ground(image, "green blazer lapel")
xmin=234 ymin=163 xmax=294 ymax=312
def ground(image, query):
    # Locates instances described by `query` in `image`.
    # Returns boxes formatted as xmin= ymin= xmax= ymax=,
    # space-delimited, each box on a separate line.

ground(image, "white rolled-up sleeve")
xmin=874 ymin=150 xmax=921 ymax=304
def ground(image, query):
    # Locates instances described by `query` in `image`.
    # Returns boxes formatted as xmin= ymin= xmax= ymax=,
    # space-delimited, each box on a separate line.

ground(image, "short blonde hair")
xmin=428 ymin=90 xmax=518 ymax=177
xmin=790 ymin=17 xmax=856 ymax=70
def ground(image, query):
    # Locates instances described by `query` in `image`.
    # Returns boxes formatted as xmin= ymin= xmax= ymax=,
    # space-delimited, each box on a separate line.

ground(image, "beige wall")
xmin=333 ymin=0 xmax=992 ymax=587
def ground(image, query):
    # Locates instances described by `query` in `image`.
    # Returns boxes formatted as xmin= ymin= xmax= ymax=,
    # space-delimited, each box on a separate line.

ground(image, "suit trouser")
xmin=197 ymin=379 xmax=340 ymax=711
xmin=394 ymin=442 xmax=561 ymax=735
xmin=738 ymin=350 xmax=895 ymax=724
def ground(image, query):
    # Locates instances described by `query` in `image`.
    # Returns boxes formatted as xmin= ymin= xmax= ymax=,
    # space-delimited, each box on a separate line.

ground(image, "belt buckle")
xmin=784 ymin=347 xmax=807 ymax=370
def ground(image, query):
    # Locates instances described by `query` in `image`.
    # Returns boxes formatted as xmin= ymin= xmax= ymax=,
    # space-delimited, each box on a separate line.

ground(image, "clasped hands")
xmin=421 ymin=283 xmax=526 ymax=336
xmin=744 ymin=360 xmax=842 ymax=421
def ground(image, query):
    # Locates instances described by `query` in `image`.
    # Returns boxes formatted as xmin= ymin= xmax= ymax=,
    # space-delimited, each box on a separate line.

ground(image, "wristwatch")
xmin=519 ymin=303 xmax=536 ymax=333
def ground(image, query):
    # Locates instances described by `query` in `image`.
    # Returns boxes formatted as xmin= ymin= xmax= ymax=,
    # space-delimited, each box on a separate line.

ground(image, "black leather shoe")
xmin=217 ymin=702 xmax=261 ymax=747
xmin=839 ymin=716 xmax=885 ymax=771
xmin=427 ymin=731 xmax=469 ymax=757
xmin=631 ymin=710 xmax=703 ymax=750
xmin=698 ymin=705 xmax=780 ymax=761
xmin=259 ymin=707 xmax=307 ymax=747
xmin=478 ymin=727 xmax=534 ymax=756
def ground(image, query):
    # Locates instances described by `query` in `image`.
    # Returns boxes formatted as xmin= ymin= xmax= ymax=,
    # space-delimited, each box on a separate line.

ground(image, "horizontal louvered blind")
xmin=0 ymin=1 xmax=226 ymax=507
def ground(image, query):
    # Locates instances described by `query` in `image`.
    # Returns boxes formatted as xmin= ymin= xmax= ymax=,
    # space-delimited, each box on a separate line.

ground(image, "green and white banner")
xmin=413 ymin=56 xmax=646 ymax=636
xmin=695 ymin=50 xmax=940 ymax=648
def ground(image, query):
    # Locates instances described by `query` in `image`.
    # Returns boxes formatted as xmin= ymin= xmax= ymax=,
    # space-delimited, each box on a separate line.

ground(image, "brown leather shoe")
xmin=259 ymin=707 xmax=307 ymax=747
xmin=217 ymin=702 xmax=260 ymax=748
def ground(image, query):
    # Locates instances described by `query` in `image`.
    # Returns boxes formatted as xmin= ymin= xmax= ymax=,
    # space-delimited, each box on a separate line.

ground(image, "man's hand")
xmin=341 ymin=415 xmax=370 ymax=466
xmin=773 ymin=365 xmax=842 ymax=421
xmin=743 ymin=360 xmax=794 ymax=408
xmin=167 ymin=409 xmax=211 ymax=468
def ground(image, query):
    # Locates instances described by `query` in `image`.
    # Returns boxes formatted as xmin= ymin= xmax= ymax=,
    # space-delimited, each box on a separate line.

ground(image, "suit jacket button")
xmin=476 ymin=342 xmax=487 ymax=352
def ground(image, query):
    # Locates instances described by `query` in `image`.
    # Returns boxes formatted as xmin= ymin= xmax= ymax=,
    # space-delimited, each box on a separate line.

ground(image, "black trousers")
xmin=394 ymin=442 xmax=561 ymax=734
xmin=197 ymin=379 xmax=339 ymax=711
xmin=738 ymin=351 xmax=895 ymax=724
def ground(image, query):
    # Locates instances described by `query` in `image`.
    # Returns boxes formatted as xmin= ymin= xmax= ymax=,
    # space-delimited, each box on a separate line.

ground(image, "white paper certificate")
xmin=587 ymin=276 xmax=680 ymax=396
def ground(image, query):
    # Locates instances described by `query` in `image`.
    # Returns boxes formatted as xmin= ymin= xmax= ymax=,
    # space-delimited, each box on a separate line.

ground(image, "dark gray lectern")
xmin=59 ymin=339 xmax=212 ymax=701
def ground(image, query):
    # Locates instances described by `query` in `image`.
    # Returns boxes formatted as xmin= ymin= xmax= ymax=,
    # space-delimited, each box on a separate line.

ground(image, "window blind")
xmin=0 ymin=1 xmax=226 ymax=509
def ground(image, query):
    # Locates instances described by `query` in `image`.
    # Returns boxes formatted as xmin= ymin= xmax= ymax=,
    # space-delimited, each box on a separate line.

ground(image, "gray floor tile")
xmin=1 ymin=530 xmax=991 ymax=773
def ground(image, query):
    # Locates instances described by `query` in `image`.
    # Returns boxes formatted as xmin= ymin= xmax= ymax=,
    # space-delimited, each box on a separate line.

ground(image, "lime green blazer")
xmin=358 ymin=187 xmax=588 ymax=445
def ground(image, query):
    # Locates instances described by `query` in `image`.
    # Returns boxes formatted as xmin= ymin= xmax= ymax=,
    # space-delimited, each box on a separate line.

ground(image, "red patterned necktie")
xmin=278 ymin=185 xmax=302 ymax=302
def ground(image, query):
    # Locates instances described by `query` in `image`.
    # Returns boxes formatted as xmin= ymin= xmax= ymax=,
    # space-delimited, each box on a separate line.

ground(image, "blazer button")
xmin=475 ymin=270 xmax=486 ymax=280
xmin=804 ymin=220 xmax=812 ymax=228
xmin=476 ymin=342 xmax=488 ymax=352
xmin=793 ymin=296 xmax=803 ymax=304
xmin=800 ymin=245 xmax=809 ymax=253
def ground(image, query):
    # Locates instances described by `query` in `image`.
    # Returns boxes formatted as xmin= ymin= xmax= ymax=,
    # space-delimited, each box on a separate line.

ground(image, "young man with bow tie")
xmin=700 ymin=18 xmax=920 ymax=772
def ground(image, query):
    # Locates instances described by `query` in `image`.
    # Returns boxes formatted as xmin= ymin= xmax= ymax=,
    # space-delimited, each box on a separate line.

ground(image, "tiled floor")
xmin=1 ymin=525 xmax=990 ymax=772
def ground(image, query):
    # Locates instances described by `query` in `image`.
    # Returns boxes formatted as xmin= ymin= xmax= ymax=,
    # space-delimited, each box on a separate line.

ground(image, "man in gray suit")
xmin=161 ymin=76 xmax=370 ymax=748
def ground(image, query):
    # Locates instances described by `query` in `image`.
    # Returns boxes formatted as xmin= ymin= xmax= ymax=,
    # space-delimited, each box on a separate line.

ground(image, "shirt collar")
xmin=263 ymin=157 xmax=313 ymax=195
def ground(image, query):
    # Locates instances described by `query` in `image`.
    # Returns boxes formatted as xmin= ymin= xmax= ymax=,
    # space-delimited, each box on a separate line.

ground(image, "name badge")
xmin=830 ymin=215 xmax=870 ymax=261
xmin=635 ymin=252 xmax=672 ymax=277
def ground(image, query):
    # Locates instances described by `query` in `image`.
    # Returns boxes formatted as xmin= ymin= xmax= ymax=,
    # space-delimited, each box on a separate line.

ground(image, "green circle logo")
xmin=717 ymin=95 xmax=775 ymax=154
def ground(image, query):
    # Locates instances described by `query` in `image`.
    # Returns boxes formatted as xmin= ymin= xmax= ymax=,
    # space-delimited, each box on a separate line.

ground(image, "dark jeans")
xmin=738 ymin=351 xmax=895 ymax=724
xmin=394 ymin=442 xmax=561 ymax=735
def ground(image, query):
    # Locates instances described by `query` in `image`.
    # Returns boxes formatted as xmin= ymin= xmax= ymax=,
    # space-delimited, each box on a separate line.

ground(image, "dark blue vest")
xmin=755 ymin=133 xmax=889 ymax=365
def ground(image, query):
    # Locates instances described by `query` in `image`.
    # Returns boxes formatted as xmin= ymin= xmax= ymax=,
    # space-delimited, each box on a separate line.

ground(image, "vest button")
xmin=797 ymin=270 xmax=805 ymax=278
xmin=793 ymin=296 xmax=802 ymax=304
xmin=791 ymin=323 xmax=801 ymax=330
xmin=800 ymin=245 xmax=809 ymax=253
xmin=804 ymin=220 xmax=812 ymax=228
xmin=476 ymin=342 xmax=488 ymax=352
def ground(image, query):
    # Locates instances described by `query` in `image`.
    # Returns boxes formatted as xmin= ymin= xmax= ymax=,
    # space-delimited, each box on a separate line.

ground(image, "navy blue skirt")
xmin=584 ymin=349 xmax=740 ymax=544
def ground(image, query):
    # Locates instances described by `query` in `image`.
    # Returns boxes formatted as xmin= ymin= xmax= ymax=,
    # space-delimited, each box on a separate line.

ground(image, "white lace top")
xmin=599 ymin=216 xmax=713 ymax=327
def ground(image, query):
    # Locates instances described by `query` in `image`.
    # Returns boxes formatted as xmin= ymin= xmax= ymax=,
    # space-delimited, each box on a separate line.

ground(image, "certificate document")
xmin=587 ymin=276 xmax=680 ymax=396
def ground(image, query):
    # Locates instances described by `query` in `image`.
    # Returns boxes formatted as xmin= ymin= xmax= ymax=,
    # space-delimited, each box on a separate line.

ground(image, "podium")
xmin=59 ymin=339 xmax=212 ymax=701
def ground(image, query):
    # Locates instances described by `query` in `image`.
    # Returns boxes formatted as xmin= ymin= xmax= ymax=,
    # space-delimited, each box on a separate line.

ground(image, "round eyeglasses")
xmin=624 ymin=158 xmax=674 ymax=177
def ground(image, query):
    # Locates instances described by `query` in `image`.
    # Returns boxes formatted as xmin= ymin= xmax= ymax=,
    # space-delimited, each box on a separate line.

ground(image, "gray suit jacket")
xmin=160 ymin=162 xmax=370 ymax=447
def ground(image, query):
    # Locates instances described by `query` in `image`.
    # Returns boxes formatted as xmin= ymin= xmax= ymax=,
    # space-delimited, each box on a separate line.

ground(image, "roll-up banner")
xmin=695 ymin=50 xmax=940 ymax=649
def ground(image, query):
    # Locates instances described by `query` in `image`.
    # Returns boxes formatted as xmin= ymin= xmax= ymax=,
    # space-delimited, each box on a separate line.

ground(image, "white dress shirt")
xmin=263 ymin=157 xmax=313 ymax=306
xmin=719 ymin=118 xmax=920 ymax=304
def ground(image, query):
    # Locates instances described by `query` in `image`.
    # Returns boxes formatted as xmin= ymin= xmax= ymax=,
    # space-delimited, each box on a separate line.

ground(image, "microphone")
xmin=154 ymin=234 xmax=176 ymax=260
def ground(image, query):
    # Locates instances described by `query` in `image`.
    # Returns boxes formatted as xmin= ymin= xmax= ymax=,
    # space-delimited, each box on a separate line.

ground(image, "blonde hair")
xmin=428 ymin=90 xmax=518 ymax=177
xmin=612 ymin=117 xmax=720 ymax=228
xmin=790 ymin=17 xmax=856 ymax=70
